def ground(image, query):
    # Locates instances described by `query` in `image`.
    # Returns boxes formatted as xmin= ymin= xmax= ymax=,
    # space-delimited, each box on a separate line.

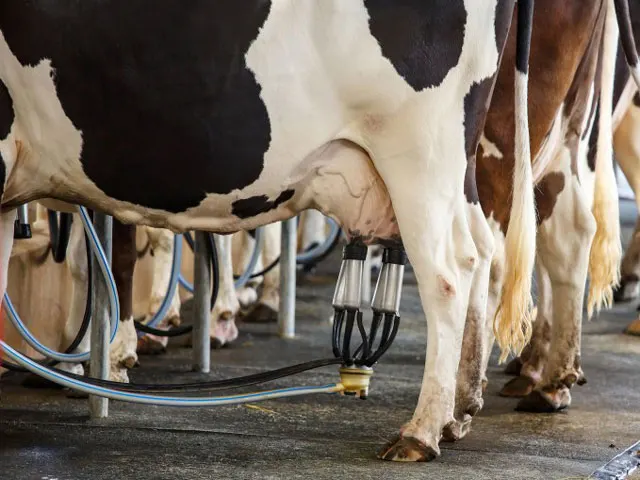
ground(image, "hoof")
xmin=119 ymin=355 xmax=137 ymax=370
xmin=109 ymin=367 xmax=130 ymax=383
xmin=377 ymin=435 xmax=438 ymax=462
xmin=504 ymin=357 xmax=523 ymax=376
xmin=441 ymin=418 xmax=473 ymax=443
xmin=242 ymin=303 xmax=278 ymax=324
xmin=137 ymin=336 xmax=167 ymax=356
xmin=237 ymin=286 xmax=259 ymax=309
xmin=211 ymin=317 xmax=238 ymax=348
xmin=499 ymin=375 xmax=536 ymax=398
xmin=21 ymin=373 xmax=64 ymax=390
xmin=516 ymin=388 xmax=570 ymax=413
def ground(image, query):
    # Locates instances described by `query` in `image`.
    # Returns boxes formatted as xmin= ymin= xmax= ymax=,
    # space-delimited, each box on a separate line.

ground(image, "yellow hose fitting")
xmin=338 ymin=366 xmax=373 ymax=399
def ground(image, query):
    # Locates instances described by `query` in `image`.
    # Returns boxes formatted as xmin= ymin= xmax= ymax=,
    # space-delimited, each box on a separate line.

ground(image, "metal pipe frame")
xmin=89 ymin=212 xmax=112 ymax=419
xmin=278 ymin=218 xmax=297 ymax=339
xmin=192 ymin=231 xmax=211 ymax=373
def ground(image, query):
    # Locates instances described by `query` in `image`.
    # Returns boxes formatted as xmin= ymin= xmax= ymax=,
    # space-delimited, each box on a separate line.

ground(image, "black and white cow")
xmin=0 ymin=0 xmax=560 ymax=462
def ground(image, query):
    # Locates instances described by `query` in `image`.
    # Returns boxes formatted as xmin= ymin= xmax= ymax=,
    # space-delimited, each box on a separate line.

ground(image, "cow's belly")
xmin=0 ymin=56 xmax=399 ymax=238
xmin=5 ymin=137 xmax=399 ymax=243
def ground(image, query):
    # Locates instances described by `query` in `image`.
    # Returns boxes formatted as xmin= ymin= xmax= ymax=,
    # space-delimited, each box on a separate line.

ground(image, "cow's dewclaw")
xmin=499 ymin=375 xmax=537 ymax=398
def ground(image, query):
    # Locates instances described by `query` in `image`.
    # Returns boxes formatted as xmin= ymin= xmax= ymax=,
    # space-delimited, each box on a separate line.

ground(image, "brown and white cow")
xmin=501 ymin=1 xmax=640 ymax=399
xmin=463 ymin=0 xmax=626 ymax=420
xmin=612 ymin=93 xmax=640 ymax=305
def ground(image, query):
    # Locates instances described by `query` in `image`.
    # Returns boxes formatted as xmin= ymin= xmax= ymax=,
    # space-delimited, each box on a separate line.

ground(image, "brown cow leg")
xmin=613 ymin=96 xmax=640 ymax=303
xmin=614 ymin=217 xmax=640 ymax=302
xmin=517 ymin=167 xmax=594 ymax=413
xmin=500 ymin=262 xmax=552 ymax=398
xmin=137 ymin=227 xmax=181 ymax=354
xmin=442 ymin=201 xmax=494 ymax=443
xmin=242 ymin=222 xmax=280 ymax=325
xmin=109 ymin=219 xmax=139 ymax=380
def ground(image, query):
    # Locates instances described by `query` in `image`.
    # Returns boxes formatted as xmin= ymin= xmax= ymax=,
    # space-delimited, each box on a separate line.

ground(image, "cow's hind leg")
xmin=615 ymin=218 xmax=640 ymax=302
xmin=374 ymin=161 xmax=477 ymax=461
xmin=233 ymin=231 xmax=260 ymax=310
xmin=108 ymin=220 xmax=139 ymax=382
xmin=210 ymin=234 xmax=240 ymax=348
xmin=517 ymin=169 xmax=594 ymax=412
xmin=613 ymin=99 xmax=640 ymax=302
xmin=57 ymin=216 xmax=137 ymax=382
xmin=500 ymin=261 xmax=553 ymax=397
xmin=442 ymin=201 xmax=495 ymax=442
xmin=242 ymin=222 xmax=281 ymax=324
xmin=137 ymin=227 xmax=180 ymax=355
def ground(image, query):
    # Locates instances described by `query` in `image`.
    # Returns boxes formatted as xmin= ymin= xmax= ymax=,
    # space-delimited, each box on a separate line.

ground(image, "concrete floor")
xmin=2 ymin=203 xmax=640 ymax=480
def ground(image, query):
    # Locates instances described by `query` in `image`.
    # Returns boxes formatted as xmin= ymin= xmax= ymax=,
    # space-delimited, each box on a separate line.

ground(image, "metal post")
xmin=192 ymin=231 xmax=211 ymax=373
xmin=89 ymin=212 xmax=112 ymax=419
xmin=278 ymin=218 xmax=297 ymax=338
xmin=362 ymin=247 xmax=372 ymax=303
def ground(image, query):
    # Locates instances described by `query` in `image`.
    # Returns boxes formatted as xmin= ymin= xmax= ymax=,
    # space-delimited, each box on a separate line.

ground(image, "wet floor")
xmin=2 ymin=203 xmax=640 ymax=480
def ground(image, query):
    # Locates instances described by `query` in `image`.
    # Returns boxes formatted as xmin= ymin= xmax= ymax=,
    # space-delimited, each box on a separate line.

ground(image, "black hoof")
xmin=516 ymin=390 xmax=567 ymax=413
xmin=499 ymin=375 xmax=536 ymax=398
xmin=504 ymin=357 xmax=523 ymax=376
xmin=242 ymin=303 xmax=278 ymax=324
xmin=21 ymin=373 xmax=64 ymax=390
xmin=378 ymin=435 xmax=438 ymax=462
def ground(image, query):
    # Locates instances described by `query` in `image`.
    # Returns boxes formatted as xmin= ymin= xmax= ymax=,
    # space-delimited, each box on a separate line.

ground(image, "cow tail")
xmin=613 ymin=0 xmax=640 ymax=89
xmin=588 ymin=0 xmax=622 ymax=318
xmin=494 ymin=0 xmax=537 ymax=363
